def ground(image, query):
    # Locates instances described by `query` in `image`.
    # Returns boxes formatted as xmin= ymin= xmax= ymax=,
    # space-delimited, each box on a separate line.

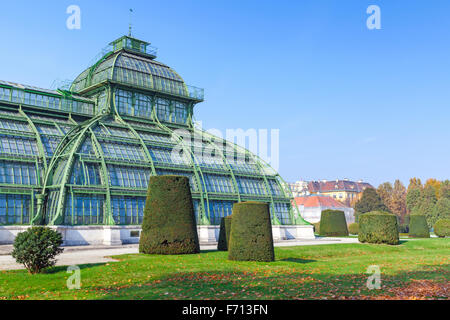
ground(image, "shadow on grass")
xmin=91 ymin=264 xmax=449 ymax=300
xmin=44 ymin=263 xmax=107 ymax=274
xmin=279 ymin=258 xmax=316 ymax=264
xmin=200 ymin=250 xmax=219 ymax=254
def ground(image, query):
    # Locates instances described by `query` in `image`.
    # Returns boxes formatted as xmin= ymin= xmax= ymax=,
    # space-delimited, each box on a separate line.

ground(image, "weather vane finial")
xmin=128 ymin=8 xmax=133 ymax=37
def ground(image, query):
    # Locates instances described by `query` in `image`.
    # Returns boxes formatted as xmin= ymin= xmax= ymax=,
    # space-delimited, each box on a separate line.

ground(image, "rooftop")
xmin=294 ymin=195 xmax=349 ymax=208
xmin=308 ymin=180 xmax=373 ymax=193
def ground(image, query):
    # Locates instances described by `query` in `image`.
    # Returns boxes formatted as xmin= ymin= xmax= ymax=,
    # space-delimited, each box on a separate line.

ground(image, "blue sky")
xmin=1 ymin=0 xmax=449 ymax=187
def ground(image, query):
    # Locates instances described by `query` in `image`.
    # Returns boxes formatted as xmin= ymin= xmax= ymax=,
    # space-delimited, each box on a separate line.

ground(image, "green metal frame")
xmin=0 ymin=34 xmax=305 ymax=228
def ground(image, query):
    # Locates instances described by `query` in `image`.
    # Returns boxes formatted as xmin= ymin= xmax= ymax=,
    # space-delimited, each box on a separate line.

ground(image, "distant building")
xmin=293 ymin=195 xmax=355 ymax=224
xmin=288 ymin=181 xmax=309 ymax=197
xmin=289 ymin=179 xmax=374 ymax=206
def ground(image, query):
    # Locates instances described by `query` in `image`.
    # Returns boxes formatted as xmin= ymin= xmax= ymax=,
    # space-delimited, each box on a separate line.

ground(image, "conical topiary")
xmin=319 ymin=210 xmax=349 ymax=237
xmin=409 ymin=214 xmax=430 ymax=238
xmin=228 ymin=202 xmax=274 ymax=262
xmin=217 ymin=216 xmax=232 ymax=251
xmin=139 ymin=175 xmax=200 ymax=255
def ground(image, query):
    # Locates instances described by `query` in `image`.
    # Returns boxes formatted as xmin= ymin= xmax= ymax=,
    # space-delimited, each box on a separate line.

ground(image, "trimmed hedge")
xmin=217 ymin=216 xmax=232 ymax=251
xmin=319 ymin=210 xmax=349 ymax=237
xmin=398 ymin=223 xmax=409 ymax=234
xmin=348 ymin=223 xmax=359 ymax=235
xmin=313 ymin=222 xmax=320 ymax=234
xmin=228 ymin=202 xmax=274 ymax=262
xmin=409 ymin=214 xmax=430 ymax=238
xmin=139 ymin=175 xmax=200 ymax=255
xmin=358 ymin=211 xmax=399 ymax=245
xmin=434 ymin=219 xmax=450 ymax=238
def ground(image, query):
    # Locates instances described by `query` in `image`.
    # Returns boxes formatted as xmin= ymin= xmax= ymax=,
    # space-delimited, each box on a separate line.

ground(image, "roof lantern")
xmin=109 ymin=35 xmax=158 ymax=59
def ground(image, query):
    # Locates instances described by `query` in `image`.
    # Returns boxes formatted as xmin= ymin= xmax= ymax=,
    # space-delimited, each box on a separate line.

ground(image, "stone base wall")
xmin=0 ymin=224 xmax=315 ymax=246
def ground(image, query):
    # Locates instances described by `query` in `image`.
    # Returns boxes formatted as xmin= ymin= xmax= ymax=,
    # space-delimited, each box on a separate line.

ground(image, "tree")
xmin=407 ymin=177 xmax=422 ymax=192
xmin=430 ymin=198 xmax=450 ymax=228
xmin=354 ymin=188 xmax=389 ymax=221
xmin=377 ymin=182 xmax=393 ymax=210
xmin=378 ymin=181 xmax=407 ymax=223
xmin=413 ymin=185 xmax=438 ymax=228
xmin=425 ymin=178 xmax=441 ymax=199
xmin=406 ymin=187 xmax=422 ymax=214
xmin=391 ymin=180 xmax=407 ymax=223
xmin=439 ymin=180 xmax=450 ymax=200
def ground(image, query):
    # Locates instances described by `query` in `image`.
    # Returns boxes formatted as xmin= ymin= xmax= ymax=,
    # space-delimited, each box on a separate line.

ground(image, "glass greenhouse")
xmin=0 ymin=35 xmax=307 ymax=228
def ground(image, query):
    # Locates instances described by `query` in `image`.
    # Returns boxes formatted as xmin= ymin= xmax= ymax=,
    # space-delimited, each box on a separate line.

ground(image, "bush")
xmin=217 ymin=216 xmax=232 ymax=251
xmin=430 ymin=198 xmax=450 ymax=228
xmin=228 ymin=202 xmax=274 ymax=262
xmin=398 ymin=223 xmax=409 ymax=234
xmin=313 ymin=222 xmax=320 ymax=234
xmin=348 ymin=223 xmax=359 ymax=235
xmin=12 ymin=227 xmax=63 ymax=274
xmin=408 ymin=214 xmax=430 ymax=238
xmin=434 ymin=219 xmax=450 ymax=238
xmin=358 ymin=211 xmax=399 ymax=245
xmin=139 ymin=175 xmax=200 ymax=255
xmin=319 ymin=210 xmax=349 ymax=237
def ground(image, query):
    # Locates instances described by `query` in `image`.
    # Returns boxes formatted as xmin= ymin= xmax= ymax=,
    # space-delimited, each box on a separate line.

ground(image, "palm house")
xmin=0 ymin=35 xmax=313 ymax=245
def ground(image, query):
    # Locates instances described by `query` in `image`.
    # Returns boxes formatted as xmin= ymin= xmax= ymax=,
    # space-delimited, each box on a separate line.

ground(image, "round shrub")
xmin=348 ymin=223 xmax=359 ymax=235
xmin=228 ymin=202 xmax=274 ymax=262
xmin=319 ymin=210 xmax=349 ymax=237
xmin=139 ymin=175 xmax=200 ymax=255
xmin=12 ymin=226 xmax=64 ymax=274
xmin=434 ymin=219 xmax=450 ymax=238
xmin=217 ymin=216 xmax=232 ymax=251
xmin=358 ymin=211 xmax=399 ymax=245
xmin=408 ymin=214 xmax=430 ymax=238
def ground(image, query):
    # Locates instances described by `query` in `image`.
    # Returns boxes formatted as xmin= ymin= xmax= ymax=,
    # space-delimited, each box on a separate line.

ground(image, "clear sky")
xmin=1 ymin=0 xmax=449 ymax=187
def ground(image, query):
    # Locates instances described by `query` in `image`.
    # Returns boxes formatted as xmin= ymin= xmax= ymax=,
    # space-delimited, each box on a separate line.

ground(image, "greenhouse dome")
xmin=0 ymin=35 xmax=312 ymax=244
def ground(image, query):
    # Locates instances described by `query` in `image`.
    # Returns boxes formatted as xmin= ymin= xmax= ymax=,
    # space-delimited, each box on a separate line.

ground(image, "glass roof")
xmin=70 ymin=38 xmax=204 ymax=101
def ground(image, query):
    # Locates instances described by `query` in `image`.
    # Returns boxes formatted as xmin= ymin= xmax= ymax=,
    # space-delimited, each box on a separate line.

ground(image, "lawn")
xmin=0 ymin=238 xmax=448 ymax=300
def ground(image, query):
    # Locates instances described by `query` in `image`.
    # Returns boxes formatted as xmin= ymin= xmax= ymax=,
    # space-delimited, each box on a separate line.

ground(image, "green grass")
xmin=0 ymin=238 xmax=448 ymax=300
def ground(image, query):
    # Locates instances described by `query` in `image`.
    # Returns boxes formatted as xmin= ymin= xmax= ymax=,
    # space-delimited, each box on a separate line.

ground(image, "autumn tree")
xmin=425 ymin=178 xmax=441 ymax=199
xmin=377 ymin=181 xmax=407 ymax=223
xmin=407 ymin=178 xmax=422 ymax=192
xmin=377 ymin=182 xmax=393 ymax=210
xmin=391 ymin=180 xmax=407 ymax=224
